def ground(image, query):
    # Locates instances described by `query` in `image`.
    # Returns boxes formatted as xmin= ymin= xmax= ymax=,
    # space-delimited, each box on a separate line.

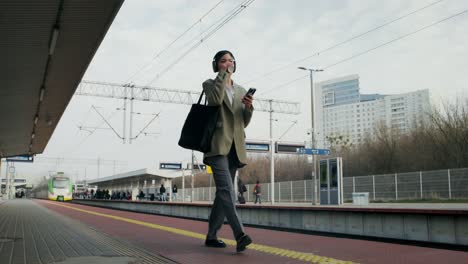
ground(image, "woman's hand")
xmin=218 ymin=61 xmax=234 ymax=74
xmin=242 ymin=94 xmax=254 ymax=110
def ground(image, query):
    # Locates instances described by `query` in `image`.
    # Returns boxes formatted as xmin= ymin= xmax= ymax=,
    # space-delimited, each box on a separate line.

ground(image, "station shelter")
xmin=86 ymin=168 xmax=191 ymax=201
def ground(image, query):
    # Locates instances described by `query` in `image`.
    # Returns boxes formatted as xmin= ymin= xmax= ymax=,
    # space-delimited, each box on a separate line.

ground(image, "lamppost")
xmin=298 ymin=66 xmax=323 ymax=205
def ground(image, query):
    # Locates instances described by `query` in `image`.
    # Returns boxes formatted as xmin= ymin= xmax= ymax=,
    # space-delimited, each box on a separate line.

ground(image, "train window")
xmin=53 ymin=179 xmax=69 ymax=189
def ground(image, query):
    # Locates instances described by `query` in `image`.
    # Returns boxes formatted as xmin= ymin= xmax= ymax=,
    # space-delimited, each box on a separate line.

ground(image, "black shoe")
xmin=236 ymin=234 xmax=252 ymax=252
xmin=205 ymin=239 xmax=226 ymax=248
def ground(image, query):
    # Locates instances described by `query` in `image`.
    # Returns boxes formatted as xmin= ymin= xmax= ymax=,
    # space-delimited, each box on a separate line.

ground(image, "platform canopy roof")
xmin=87 ymin=168 xmax=194 ymax=185
xmin=0 ymin=0 xmax=124 ymax=158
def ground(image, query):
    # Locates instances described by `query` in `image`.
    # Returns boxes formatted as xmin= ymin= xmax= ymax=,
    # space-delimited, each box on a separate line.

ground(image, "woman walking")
xmin=202 ymin=50 xmax=254 ymax=253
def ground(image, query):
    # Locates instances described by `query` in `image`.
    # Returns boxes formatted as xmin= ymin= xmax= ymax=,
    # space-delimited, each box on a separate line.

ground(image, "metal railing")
xmin=181 ymin=168 xmax=468 ymax=203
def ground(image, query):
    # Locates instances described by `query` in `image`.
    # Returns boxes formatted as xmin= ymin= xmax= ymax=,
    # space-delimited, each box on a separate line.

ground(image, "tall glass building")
xmin=314 ymin=75 xmax=430 ymax=148
xmin=321 ymin=76 xmax=360 ymax=107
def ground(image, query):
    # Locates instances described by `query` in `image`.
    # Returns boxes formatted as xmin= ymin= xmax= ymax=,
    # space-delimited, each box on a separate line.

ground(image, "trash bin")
xmin=352 ymin=192 xmax=369 ymax=205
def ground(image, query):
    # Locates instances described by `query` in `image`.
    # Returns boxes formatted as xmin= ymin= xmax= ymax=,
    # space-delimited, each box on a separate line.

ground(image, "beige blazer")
xmin=202 ymin=70 xmax=254 ymax=166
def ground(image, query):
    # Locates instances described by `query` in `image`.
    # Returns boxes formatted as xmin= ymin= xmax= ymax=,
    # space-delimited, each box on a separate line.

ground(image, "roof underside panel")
xmin=0 ymin=0 xmax=124 ymax=157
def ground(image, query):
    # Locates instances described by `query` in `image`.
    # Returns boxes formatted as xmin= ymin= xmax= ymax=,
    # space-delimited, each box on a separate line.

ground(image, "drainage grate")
xmin=53 ymin=256 xmax=138 ymax=264
xmin=59 ymin=216 xmax=179 ymax=264
xmin=0 ymin=237 xmax=20 ymax=243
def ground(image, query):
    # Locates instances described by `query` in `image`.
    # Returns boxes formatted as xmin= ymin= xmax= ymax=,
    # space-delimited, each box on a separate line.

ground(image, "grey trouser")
xmin=255 ymin=194 xmax=261 ymax=204
xmin=205 ymin=147 xmax=245 ymax=240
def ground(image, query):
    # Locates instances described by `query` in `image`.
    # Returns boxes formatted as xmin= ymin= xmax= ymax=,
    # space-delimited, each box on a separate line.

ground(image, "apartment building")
xmin=314 ymin=75 xmax=430 ymax=148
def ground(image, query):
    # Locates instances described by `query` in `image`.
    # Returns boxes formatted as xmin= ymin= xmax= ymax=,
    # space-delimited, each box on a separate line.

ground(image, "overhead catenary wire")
xmin=175 ymin=0 xmax=250 ymax=55
xmin=61 ymin=104 xmax=123 ymax=156
xmin=242 ymin=0 xmax=445 ymax=85
xmin=91 ymin=106 xmax=123 ymax=139
xmin=146 ymin=0 xmax=256 ymax=85
xmin=33 ymin=157 xmax=127 ymax=166
xmin=258 ymin=74 xmax=308 ymax=96
xmin=324 ymin=8 xmax=468 ymax=69
xmin=261 ymin=7 xmax=468 ymax=97
xmin=277 ymin=120 xmax=298 ymax=141
xmin=77 ymin=106 xmax=94 ymax=131
xmin=134 ymin=0 xmax=255 ymax=143
xmin=124 ymin=0 xmax=225 ymax=84
xmin=131 ymin=113 xmax=160 ymax=140
xmin=147 ymin=0 xmax=255 ymax=85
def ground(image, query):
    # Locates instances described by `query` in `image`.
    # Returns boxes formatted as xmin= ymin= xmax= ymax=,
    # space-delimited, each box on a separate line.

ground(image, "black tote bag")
xmin=178 ymin=91 xmax=220 ymax=153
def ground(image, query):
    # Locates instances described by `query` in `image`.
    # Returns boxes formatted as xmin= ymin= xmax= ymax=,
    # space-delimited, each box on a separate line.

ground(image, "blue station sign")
xmin=1 ymin=179 xmax=27 ymax=183
xmin=159 ymin=162 xmax=182 ymax=170
xmin=275 ymin=142 xmax=305 ymax=154
xmin=6 ymin=155 xmax=34 ymax=163
xmin=298 ymin=148 xmax=331 ymax=155
xmin=245 ymin=142 xmax=270 ymax=152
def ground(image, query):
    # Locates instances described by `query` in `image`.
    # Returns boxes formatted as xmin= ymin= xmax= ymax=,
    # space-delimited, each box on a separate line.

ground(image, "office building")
xmin=314 ymin=75 xmax=430 ymax=148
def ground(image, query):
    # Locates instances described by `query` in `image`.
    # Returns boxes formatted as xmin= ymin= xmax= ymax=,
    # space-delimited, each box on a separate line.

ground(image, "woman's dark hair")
xmin=212 ymin=50 xmax=236 ymax=72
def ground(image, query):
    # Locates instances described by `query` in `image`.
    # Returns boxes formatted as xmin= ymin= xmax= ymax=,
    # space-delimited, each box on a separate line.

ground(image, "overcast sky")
xmin=6 ymin=0 xmax=468 ymax=184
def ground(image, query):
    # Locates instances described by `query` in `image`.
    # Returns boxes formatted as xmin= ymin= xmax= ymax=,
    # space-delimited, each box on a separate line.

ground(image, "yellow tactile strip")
xmin=49 ymin=202 xmax=359 ymax=264
xmin=39 ymin=200 xmax=179 ymax=264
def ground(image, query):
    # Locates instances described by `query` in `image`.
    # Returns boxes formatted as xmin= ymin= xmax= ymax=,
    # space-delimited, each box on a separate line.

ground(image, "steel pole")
xmin=182 ymin=169 xmax=185 ymax=202
xmin=123 ymin=85 xmax=127 ymax=144
xmin=269 ymin=100 xmax=275 ymax=204
xmin=0 ymin=158 xmax=2 ymax=197
xmin=5 ymin=161 xmax=9 ymax=199
xmin=309 ymin=71 xmax=318 ymax=205
xmin=129 ymin=85 xmax=134 ymax=144
xmin=191 ymin=151 xmax=194 ymax=202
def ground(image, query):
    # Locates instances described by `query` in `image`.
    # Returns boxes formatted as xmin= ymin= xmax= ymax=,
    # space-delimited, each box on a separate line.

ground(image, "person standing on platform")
xmin=172 ymin=184 xmax=178 ymax=201
xmin=237 ymin=179 xmax=247 ymax=204
xmin=160 ymin=184 xmax=166 ymax=202
xmin=202 ymin=50 xmax=254 ymax=252
xmin=253 ymin=180 xmax=262 ymax=204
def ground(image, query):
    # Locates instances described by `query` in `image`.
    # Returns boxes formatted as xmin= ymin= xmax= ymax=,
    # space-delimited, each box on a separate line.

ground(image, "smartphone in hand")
xmin=245 ymin=88 xmax=256 ymax=97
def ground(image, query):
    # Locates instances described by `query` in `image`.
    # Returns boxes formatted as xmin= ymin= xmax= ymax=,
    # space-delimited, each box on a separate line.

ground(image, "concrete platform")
xmin=40 ymin=199 xmax=468 ymax=264
xmin=0 ymin=199 xmax=178 ymax=264
xmin=72 ymin=199 xmax=468 ymax=246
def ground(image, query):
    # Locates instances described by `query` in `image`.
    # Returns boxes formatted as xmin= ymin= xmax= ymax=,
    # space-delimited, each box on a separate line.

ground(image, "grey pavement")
xmin=0 ymin=199 xmax=178 ymax=264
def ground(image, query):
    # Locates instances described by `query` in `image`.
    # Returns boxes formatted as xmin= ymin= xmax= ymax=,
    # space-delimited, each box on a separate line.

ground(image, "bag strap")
xmin=197 ymin=90 xmax=207 ymax=105
xmin=197 ymin=91 xmax=204 ymax=104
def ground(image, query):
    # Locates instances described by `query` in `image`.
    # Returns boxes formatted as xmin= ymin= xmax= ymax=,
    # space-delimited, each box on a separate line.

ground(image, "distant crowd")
xmin=73 ymin=184 xmax=179 ymax=202
xmin=73 ymin=189 xmax=132 ymax=200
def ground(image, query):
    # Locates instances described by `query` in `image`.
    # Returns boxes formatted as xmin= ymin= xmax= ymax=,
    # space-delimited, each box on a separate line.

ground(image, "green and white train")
xmin=32 ymin=173 xmax=73 ymax=201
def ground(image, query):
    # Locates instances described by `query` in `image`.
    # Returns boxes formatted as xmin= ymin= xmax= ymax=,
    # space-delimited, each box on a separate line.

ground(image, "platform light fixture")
xmin=39 ymin=87 xmax=45 ymax=102
xmin=297 ymin=66 xmax=324 ymax=205
xmin=49 ymin=27 xmax=59 ymax=55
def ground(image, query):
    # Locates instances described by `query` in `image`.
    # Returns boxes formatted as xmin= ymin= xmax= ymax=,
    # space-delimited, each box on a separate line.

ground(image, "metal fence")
xmin=180 ymin=167 xmax=468 ymax=203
